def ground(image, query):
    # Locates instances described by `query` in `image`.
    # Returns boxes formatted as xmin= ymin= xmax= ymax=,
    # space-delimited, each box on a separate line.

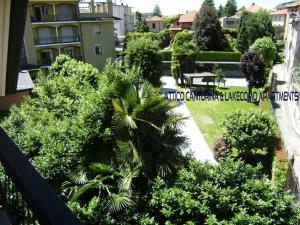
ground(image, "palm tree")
xmin=63 ymin=163 xmax=139 ymax=213
xmin=111 ymin=82 xmax=187 ymax=178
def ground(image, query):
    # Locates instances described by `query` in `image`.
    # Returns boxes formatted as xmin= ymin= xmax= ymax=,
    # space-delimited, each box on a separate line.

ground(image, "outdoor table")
xmin=183 ymin=72 xmax=217 ymax=89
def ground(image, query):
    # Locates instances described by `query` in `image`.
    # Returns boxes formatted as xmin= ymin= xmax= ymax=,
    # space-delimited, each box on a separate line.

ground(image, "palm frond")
xmin=107 ymin=193 xmax=133 ymax=213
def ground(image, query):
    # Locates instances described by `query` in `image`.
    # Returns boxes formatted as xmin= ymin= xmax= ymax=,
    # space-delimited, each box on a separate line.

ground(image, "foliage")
xmin=153 ymin=4 xmax=162 ymax=17
xmin=237 ymin=11 xmax=275 ymax=52
xmin=213 ymin=137 xmax=231 ymax=160
xmin=146 ymin=158 xmax=300 ymax=224
xmin=250 ymin=37 xmax=277 ymax=67
xmin=111 ymin=82 xmax=187 ymax=178
xmin=163 ymin=15 xmax=179 ymax=29
xmin=223 ymin=28 xmax=238 ymax=39
xmin=202 ymin=0 xmax=215 ymax=8
xmin=124 ymin=31 xmax=171 ymax=50
xmin=275 ymin=40 xmax=285 ymax=63
xmin=194 ymin=4 xmax=228 ymax=51
xmin=135 ymin=12 xmax=149 ymax=33
xmin=215 ymin=67 xmax=225 ymax=87
xmin=1 ymin=55 xmax=113 ymax=184
xmin=240 ymin=50 xmax=266 ymax=92
xmin=224 ymin=0 xmax=237 ymax=17
xmin=217 ymin=4 xmax=225 ymax=18
xmin=195 ymin=51 xmax=241 ymax=61
xmin=222 ymin=110 xmax=276 ymax=157
xmin=124 ymin=37 xmax=162 ymax=87
xmin=171 ymin=31 xmax=197 ymax=84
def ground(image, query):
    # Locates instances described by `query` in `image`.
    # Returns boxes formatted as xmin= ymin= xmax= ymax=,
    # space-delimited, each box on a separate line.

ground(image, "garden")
xmin=0 ymin=0 xmax=297 ymax=224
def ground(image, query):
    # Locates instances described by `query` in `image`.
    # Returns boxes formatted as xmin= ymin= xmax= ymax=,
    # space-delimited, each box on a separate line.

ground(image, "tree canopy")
xmin=135 ymin=11 xmax=149 ymax=32
xmin=153 ymin=4 xmax=162 ymax=17
xmin=194 ymin=4 xmax=227 ymax=51
xmin=202 ymin=0 xmax=215 ymax=8
xmin=224 ymin=0 xmax=237 ymax=17
xmin=237 ymin=11 xmax=274 ymax=52
xmin=250 ymin=37 xmax=277 ymax=67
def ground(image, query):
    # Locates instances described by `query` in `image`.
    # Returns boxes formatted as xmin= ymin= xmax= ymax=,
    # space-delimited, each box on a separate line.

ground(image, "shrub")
xmin=146 ymin=158 xmax=300 ymax=224
xmin=159 ymin=50 xmax=172 ymax=61
xmin=222 ymin=110 xmax=276 ymax=157
xmin=195 ymin=51 xmax=241 ymax=61
xmin=224 ymin=28 xmax=238 ymax=39
xmin=213 ymin=137 xmax=231 ymax=160
xmin=124 ymin=37 xmax=162 ymax=87
xmin=250 ymin=37 xmax=277 ymax=67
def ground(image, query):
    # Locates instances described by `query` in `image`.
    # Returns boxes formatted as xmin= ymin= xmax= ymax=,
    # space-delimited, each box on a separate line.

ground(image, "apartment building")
xmin=23 ymin=0 xmax=117 ymax=71
xmin=146 ymin=16 xmax=165 ymax=32
xmin=169 ymin=11 xmax=197 ymax=37
xmin=113 ymin=3 xmax=134 ymax=37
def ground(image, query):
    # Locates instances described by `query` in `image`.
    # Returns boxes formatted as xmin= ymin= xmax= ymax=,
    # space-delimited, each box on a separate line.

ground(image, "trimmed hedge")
xmin=160 ymin=50 xmax=241 ymax=62
xmin=224 ymin=29 xmax=238 ymax=39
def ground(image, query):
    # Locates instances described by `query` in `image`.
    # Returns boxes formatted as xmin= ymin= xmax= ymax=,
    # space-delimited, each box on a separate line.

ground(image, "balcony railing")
xmin=31 ymin=14 xmax=78 ymax=23
xmin=35 ymin=36 xmax=80 ymax=45
xmin=0 ymin=128 xmax=83 ymax=225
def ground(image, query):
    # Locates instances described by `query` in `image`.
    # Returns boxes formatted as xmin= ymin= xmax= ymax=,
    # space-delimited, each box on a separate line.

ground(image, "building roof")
xmin=270 ymin=9 xmax=288 ymax=15
xmin=178 ymin=10 xmax=197 ymax=23
xmin=146 ymin=16 xmax=164 ymax=22
xmin=285 ymin=0 xmax=300 ymax=8
xmin=274 ymin=1 xmax=295 ymax=10
xmin=244 ymin=3 xmax=265 ymax=13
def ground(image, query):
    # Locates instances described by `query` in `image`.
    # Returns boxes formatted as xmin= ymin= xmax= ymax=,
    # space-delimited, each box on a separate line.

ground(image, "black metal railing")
xmin=35 ymin=36 xmax=80 ymax=45
xmin=59 ymin=36 xmax=80 ymax=43
xmin=56 ymin=14 xmax=78 ymax=22
xmin=0 ymin=128 xmax=83 ymax=225
xmin=31 ymin=14 xmax=78 ymax=23
xmin=31 ymin=15 xmax=56 ymax=23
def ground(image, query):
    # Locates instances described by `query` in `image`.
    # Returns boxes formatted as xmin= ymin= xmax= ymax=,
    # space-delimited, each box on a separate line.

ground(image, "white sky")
xmin=113 ymin=0 xmax=286 ymax=15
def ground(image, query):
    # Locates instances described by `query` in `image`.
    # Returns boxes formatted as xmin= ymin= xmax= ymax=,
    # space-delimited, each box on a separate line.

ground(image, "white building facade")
xmin=113 ymin=3 xmax=134 ymax=37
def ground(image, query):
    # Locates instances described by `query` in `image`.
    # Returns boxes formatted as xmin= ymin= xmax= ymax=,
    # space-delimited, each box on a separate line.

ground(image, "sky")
xmin=113 ymin=0 xmax=286 ymax=15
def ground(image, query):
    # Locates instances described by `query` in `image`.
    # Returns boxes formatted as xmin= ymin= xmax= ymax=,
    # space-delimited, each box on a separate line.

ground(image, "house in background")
xmin=169 ymin=10 xmax=197 ymax=37
xmin=113 ymin=3 xmax=134 ymax=38
xmin=23 ymin=0 xmax=117 ymax=72
xmin=219 ymin=15 xmax=240 ymax=29
xmin=0 ymin=0 xmax=33 ymax=110
xmin=270 ymin=9 xmax=288 ymax=38
xmin=146 ymin=16 xmax=165 ymax=32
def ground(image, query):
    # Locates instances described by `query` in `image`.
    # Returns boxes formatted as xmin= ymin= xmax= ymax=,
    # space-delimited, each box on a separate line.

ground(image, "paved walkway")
xmin=161 ymin=76 xmax=216 ymax=164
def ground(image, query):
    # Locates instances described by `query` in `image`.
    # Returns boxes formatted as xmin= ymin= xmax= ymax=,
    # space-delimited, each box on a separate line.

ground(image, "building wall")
xmin=0 ymin=91 xmax=29 ymax=111
xmin=0 ymin=0 xmax=11 ymax=96
xmin=113 ymin=4 xmax=134 ymax=37
xmin=80 ymin=21 xmax=115 ymax=70
xmin=147 ymin=21 xmax=165 ymax=32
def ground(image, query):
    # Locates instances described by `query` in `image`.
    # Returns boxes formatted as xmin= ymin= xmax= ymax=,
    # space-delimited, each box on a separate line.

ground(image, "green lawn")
xmin=185 ymin=86 xmax=266 ymax=148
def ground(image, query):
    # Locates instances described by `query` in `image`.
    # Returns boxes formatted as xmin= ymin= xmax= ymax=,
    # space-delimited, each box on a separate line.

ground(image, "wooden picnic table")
xmin=183 ymin=72 xmax=217 ymax=89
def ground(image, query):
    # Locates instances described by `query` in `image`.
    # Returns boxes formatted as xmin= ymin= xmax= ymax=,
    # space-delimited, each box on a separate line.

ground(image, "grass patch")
xmin=185 ymin=86 xmax=263 ymax=148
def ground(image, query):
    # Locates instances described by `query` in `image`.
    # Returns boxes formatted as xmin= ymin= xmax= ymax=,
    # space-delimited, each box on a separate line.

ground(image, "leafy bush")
xmin=1 ymin=55 xmax=113 ymax=183
xmin=224 ymin=28 xmax=238 ymax=39
xmin=250 ymin=37 xmax=277 ymax=67
xmin=213 ymin=137 xmax=231 ymax=160
xmin=222 ymin=110 xmax=276 ymax=157
xmin=124 ymin=37 xmax=162 ymax=87
xmin=195 ymin=51 xmax=241 ymax=61
xmin=146 ymin=158 xmax=300 ymax=224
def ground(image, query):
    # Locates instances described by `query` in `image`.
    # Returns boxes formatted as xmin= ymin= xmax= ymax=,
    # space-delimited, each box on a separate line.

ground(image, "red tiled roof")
xmin=178 ymin=11 xmax=197 ymax=23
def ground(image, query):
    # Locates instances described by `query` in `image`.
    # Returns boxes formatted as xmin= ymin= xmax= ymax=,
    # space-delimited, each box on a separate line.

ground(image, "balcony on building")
xmin=79 ymin=1 xmax=114 ymax=21
xmin=31 ymin=3 xmax=78 ymax=23
xmin=34 ymin=25 xmax=80 ymax=46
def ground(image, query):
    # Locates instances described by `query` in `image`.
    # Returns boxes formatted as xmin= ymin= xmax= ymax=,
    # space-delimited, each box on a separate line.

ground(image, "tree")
xmin=237 ymin=11 xmax=274 ymax=52
xmin=240 ymin=50 xmax=266 ymax=96
xmin=250 ymin=37 xmax=277 ymax=67
xmin=163 ymin=15 xmax=179 ymax=29
xmin=194 ymin=4 xmax=227 ymax=51
xmin=135 ymin=11 xmax=149 ymax=32
xmin=218 ymin=4 xmax=225 ymax=18
xmin=222 ymin=110 xmax=276 ymax=158
xmin=111 ymin=82 xmax=187 ymax=179
xmin=202 ymin=0 xmax=215 ymax=8
xmin=145 ymin=158 xmax=300 ymax=224
xmin=124 ymin=37 xmax=162 ymax=87
xmin=224 ymin=0 xmax=237 ymax=17
xmin=171 ymin=31 xmax=197 ymax=85
xmin=153 ymin=4 xmax=162 ymax=17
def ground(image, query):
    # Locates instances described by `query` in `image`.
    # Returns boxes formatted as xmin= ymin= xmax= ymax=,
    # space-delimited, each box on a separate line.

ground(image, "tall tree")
xmin=135 ymin=11 xmax=149 ymax=32
xmin=218 ymin=4 xmax=225 ymax=18
xmin=224 ymin=0 xmax=237 ymax=17
xmin=153 ymin=4 xmax=162 ymax=17
xmin=237 ymin=10 xmax=274 ymax=52
xmin=194 ymin=4 xmax=227 ymax=50
xmin=202 ymin=0 xmax=215 ymax=8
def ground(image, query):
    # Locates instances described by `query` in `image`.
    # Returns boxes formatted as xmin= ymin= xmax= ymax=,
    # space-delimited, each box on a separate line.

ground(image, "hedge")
xmin=160 ymin=50 xmax=241 ymax=62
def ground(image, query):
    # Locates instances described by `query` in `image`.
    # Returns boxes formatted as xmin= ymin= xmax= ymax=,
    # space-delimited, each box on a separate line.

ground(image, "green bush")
xmin=159 ymin=50 xmax=172 ymax=61
xmin=250 ymin=37 xmax=277 ymax=67
xmin=195 ymin=51 xmax=241 ymax=61
xmin=222 ymin=110 xmax=276 ymax=157
xmin=146 ymin=158 xmax=300 ymax=224
xmin=124 ymin=37 xmax=162 ymax=87
xmin=224 ymin=28 xmax=238 ymax=39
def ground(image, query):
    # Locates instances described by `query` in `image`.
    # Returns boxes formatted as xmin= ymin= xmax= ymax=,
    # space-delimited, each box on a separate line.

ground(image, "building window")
xmin=95 ymin=45 xmax=103 ymax=55
xmin=93 ymin=25 xmax=102 ymax=36
xmin=152 ymin=23 xmax=156 ymax=29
